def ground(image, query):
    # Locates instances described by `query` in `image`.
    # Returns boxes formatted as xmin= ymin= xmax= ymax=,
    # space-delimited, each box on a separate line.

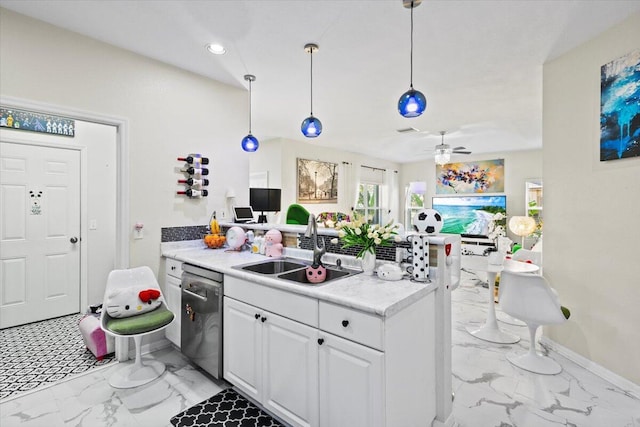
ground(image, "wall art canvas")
xmin=297 ymin=158 xmax=338 ymax=203
xmin=600 ymin=49 xmax=640 ymax=161
xmin=0 ymin=107 xmax=75 ymax=137
xmin=436 ymin=159 xmax=504 ymax=194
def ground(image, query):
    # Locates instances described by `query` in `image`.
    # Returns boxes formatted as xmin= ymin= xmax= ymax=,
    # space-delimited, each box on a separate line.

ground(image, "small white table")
xmin=462 ymin=255 xmax=539 ymax=344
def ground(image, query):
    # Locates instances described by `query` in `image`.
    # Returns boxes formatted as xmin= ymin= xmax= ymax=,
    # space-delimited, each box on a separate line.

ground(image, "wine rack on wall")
xmin=177 ymin=154 xmax=209 ymax=198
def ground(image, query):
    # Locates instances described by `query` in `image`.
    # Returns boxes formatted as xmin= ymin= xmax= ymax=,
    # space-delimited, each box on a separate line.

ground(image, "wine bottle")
xmin=177 ymin=189 xmax=209 ymax=198
xmin=177 ymin=156 xmax=210 ymax=165
xmin=182 ymin=167 xmax=209 ymax=176
xmin=178 ymin=178 xmax=209 ymax=188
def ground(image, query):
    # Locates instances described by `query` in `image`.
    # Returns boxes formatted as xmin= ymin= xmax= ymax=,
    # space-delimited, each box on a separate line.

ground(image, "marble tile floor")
xmin=1 ymin=273 xmax=639 ymax=427
xmin=0 ymin=347 xmax=226 ymax=427
xmin=451 ymin=276 xmax=640 ymax=427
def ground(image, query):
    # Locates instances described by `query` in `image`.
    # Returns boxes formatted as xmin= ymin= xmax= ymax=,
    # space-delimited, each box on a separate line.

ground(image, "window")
xmin=406 ymin=191 xmax=425 ymax=227
xmin=404 ymin=181 xmax=426 ymax=228
xmin=355 ymin=182 xmax=381 ymax=224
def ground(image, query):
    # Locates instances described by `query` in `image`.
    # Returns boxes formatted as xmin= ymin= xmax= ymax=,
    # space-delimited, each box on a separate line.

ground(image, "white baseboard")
xmin=432 ymin=413 xmax=457 ymax=427
xmin=540 ymin=336 xmax=640 ymax=400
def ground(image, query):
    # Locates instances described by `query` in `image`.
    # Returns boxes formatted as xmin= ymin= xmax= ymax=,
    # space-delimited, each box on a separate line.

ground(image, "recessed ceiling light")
xmin=206 ymin=43 xmax=226 ymax=55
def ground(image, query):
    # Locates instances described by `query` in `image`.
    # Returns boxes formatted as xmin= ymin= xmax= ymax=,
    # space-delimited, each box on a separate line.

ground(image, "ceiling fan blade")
xmin=451 ymin=146 xmax=466 ymax=151
xmin=453 ymin=150 xmax=472 ymax=154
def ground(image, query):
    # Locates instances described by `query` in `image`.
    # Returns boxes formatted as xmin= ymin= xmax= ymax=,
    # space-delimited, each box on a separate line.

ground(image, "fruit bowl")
xmin=204 ymin=234 xmax=226 ymax=249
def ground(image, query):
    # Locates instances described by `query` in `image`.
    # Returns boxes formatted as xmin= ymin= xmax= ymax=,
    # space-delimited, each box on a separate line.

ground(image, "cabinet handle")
xmin=171 ymin=266 xmax=176 ymax=270
xmin=261 ymin=316 xmax=267 ymax=322
xmin=341 ymin=320 xmax=349 ymax=328
xmin=317 ymin=338 xmax=324 ymax=345
xmin=255 ymin=313 xmax=260 ymax=319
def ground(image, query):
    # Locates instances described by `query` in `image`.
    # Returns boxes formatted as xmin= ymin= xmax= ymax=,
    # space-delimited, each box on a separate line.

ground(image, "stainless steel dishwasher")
xmin=181 ymin=263 xmax=223 ymax=379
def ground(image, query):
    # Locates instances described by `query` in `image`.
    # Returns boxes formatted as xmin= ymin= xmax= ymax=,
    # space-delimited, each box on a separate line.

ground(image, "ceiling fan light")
xmin=301 ymin=115 xmax=322 ymax=138
xmin=241 ymin=134 xmax=259 ymax=152
xmin=434 ymin=149 xmax=451 ymax=166
xmin=398 ymin=88 xmax=427 ymax=118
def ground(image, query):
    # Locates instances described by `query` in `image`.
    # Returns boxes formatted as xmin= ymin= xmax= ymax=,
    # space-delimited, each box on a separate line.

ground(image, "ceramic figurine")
xmin=264 ymin=229 xmax=283 ymax=257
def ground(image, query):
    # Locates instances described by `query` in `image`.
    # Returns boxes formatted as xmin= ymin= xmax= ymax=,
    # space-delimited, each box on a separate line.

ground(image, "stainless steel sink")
xmin=239 ymin=259 xmax=308 ymax=275
xmin=234 ymin=258 xmax=360 ymax=285
xmin=277 ymin=266 xmax=355 ymax=284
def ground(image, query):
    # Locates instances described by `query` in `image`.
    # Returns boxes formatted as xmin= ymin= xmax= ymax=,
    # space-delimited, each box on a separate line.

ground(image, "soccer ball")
xmin=413 ymin=209 xmax=443 ymax=234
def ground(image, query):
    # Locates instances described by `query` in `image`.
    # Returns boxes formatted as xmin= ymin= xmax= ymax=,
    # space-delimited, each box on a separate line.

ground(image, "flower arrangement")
xmin=330 ymin=214 xmax=401 ymax=258
xmin=486 ymin=212 xmax=506 ymax=241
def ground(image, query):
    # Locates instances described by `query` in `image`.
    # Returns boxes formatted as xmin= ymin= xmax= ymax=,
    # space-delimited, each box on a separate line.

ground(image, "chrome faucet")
xmin=305 ymin=214 xmax=326 ymax=266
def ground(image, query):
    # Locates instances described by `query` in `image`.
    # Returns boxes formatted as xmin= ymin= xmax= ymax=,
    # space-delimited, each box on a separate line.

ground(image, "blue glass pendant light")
xmin=241 ymin=74 xmax=259 ymax=152
xmin=301 ymin=43 xmax=322 ymax=138
xmin=398 ymin=0 xmax=426 ymax=118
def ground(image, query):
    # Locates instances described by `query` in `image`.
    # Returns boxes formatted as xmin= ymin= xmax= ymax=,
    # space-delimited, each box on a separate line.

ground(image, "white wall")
xmin=0 ymin=9 xmax=249 ymax=284
xmin=400 ymin=149 xmax=543 ymax=241
xmin=250 ymin=137 xmax=401 ymax=222
xmin=543 ymin=13 xmax=640 ymax=384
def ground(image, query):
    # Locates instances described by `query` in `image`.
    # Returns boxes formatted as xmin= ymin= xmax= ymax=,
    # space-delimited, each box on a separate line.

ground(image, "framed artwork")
xmin=600 ymin=49 xmax=640 ymax=161
xmin=297 ymin=158 xmax=338 ymax=203
xmin=436 ymin=159 xmax=504 ymax=194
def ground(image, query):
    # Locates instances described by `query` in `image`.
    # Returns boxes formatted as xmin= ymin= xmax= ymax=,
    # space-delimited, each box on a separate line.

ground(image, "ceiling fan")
xmin=433 ymin=131 xmax=471 ymax=165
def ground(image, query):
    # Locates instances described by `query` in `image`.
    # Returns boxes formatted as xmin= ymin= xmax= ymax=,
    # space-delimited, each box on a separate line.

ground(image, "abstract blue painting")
xmin=600 ymin=49 xmax=640 ymax=161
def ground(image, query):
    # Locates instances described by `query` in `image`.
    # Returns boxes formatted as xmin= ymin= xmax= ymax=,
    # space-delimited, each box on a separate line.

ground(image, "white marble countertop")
xmin=161 ymin=240 xmax=437 ymax=318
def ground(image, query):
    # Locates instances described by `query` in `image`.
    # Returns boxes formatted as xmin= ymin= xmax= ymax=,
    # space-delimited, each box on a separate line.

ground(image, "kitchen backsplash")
xmin=161 ymin=225 xmax=208 ymax=242
xmin=299 ymin=235 xmax=410 ymax=262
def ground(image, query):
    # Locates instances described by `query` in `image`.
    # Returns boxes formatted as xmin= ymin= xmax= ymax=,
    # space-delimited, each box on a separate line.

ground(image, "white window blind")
xmin=359 ymin=165 xmax=384 ymax=184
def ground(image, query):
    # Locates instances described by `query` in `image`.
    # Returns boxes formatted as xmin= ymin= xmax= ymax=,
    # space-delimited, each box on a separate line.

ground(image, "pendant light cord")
xmin=410 ymin=0 xmax=414 ymax=89
xmin=310 ymin=49 xmax=314 ymax=115
xmin=248 ymin=79 xmax=252 ymax=133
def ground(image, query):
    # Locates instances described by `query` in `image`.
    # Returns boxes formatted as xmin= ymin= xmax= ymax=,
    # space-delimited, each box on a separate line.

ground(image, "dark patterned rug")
xmin=0 ymin=313 xmax=116 ymax=400
xmin=170 ymin=388 xmax=284 ymax=427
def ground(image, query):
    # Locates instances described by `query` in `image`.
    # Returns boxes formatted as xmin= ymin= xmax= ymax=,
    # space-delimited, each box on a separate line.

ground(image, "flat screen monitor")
xmin=233 ymin=206 xmax=255 ymax=223
xmin=250 ymin=188 xmax=282 ymax=223
xmin=432 ymin=195 xmax=506 ymax=237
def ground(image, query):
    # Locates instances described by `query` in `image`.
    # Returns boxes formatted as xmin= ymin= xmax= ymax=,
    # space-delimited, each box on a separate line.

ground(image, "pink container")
xmin=305 ymin=265 xmax=327 ymax=284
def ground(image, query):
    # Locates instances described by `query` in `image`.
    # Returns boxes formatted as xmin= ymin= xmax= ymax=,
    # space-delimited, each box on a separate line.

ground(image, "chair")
xmin=511 ymin=248 xmax=542 ymax=271
xmin=100 ymin=266 xmax=175 ymax=388
xmin=286 ymin=203 xmax=310 ymax=225
xmin=499 ymin=270 xmax=567 ymax=375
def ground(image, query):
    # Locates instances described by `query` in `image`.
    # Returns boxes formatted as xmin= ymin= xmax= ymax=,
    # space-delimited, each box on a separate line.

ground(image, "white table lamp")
xmin=508 ymin=216 xmax=536 ymax=247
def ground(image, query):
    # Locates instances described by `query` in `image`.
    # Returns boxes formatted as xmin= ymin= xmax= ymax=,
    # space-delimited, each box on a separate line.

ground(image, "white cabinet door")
xmin=164 ymin=274 xmax=181 ymax=347
xmin=223 ymin=297 xmax=263 ymax=402
xmin=319 ymin=333 xmax=384 ymax=427
xmin=262 ymin=311 xmax=319 ymax=427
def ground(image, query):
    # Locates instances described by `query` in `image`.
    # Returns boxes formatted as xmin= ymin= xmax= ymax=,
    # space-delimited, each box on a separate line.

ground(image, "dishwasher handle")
xmin=183 ymin=286 xmax=210 ymax=302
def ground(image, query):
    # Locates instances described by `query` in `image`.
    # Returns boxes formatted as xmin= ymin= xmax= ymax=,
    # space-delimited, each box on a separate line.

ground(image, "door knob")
xmin=70 ymin=237 xmax=78 ymax=244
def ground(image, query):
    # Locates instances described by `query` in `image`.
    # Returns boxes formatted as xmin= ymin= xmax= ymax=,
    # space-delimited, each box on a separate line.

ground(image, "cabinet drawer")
xmin=225 ymin=276 xmax=318 ymax=327
xmin=166 ymin=257 xmax=183 ymax=279
xmin=319 ymin=302 xmax=384 ymax=351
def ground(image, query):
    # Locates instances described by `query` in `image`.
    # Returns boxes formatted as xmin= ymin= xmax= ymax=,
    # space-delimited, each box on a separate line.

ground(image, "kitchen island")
xmin=161 ymin=239 xmax=457 ymax=427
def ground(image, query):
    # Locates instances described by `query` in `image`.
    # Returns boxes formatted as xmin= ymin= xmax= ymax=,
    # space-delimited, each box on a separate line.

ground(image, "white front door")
xmin=0 ymin=141 xmax=81 ymax=328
